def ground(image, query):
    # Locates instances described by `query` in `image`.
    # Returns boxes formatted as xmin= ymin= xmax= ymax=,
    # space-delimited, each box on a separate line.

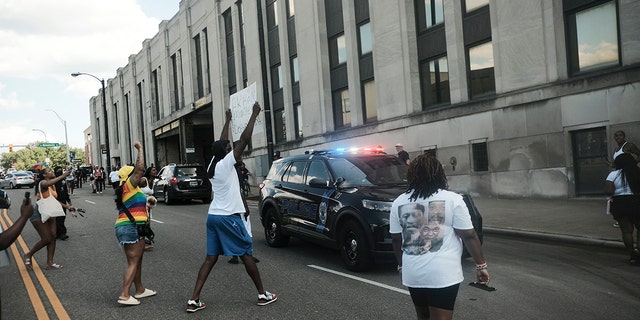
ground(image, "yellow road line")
xmin=1 ymin=210 xmax=70 ymax=320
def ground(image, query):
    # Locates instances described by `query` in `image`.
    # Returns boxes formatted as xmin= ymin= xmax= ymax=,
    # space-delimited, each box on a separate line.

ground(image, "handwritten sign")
xmin=229 ymin=82 xmax=264 ymax=141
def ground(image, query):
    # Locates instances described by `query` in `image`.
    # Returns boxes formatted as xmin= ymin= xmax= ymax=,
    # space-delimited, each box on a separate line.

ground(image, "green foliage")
xmin=0 ymin=142 xmax=86 ymax=171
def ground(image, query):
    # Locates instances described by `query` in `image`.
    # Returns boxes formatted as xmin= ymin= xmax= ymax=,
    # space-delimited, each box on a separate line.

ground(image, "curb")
xmin=483 ymin=226 xmax=624 ymax=249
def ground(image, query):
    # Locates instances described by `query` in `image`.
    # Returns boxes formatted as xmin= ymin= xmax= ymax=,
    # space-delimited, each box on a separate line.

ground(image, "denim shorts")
xmin=206 ymin=214 xmax=253 ymax=256
xmin=115 ymin=224 xmax=141 ymax=245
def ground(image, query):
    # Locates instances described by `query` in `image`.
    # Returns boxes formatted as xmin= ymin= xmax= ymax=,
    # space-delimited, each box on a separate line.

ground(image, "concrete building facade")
xmin=84 ymin=0 xmax=640 ymax=198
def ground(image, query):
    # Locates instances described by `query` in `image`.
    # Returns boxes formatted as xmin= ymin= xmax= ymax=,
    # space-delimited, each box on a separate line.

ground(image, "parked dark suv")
xmin=258 ymin=148 xmax=483 ymax=271
xmin=153 ymin=164 xmax=212 ymax=204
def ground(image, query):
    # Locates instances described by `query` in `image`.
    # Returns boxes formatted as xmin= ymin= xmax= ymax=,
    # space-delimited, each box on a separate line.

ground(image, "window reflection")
xmin=363 ymin=80 xmax=377 ymax=121
xmin=337 ymin=35 xmax=347 ymax=64
xmin=465 ymin=0 xmax=488 ymax=13
xmin=575 ymin=2 xmax=618 ymax=72
xmin=468 ymin=41 xmax=495 ymax=97
xmin=359 ymin=22 xmax=372 ymax=55
xmin=425 ymin=0 xmax=444 ymax=27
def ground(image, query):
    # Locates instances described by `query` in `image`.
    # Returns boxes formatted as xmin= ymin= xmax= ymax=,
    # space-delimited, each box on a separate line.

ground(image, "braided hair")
xmin=406 ymin=154 xmax=448 ymax=201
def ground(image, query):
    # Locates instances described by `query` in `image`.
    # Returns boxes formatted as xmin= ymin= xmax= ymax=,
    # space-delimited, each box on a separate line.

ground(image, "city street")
xmin=1 ymin=186 xmax=639 ymax=319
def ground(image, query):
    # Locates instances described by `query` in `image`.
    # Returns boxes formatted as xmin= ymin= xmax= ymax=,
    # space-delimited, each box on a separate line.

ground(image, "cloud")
xmin=0 ymin=0 xmax=161 ymax=79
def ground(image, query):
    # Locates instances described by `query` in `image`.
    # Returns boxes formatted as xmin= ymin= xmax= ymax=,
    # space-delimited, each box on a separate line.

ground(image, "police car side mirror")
xmin=309 ymin=178 xmax=329 ymax=188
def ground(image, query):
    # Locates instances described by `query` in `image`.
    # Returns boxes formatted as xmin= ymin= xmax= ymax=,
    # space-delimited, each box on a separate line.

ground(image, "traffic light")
xmin=8 ymin=144 xmax=13 ymax=152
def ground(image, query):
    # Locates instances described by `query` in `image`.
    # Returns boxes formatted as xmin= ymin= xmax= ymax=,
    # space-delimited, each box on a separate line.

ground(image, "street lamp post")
xmin=32 ymin=129 xmax=48 ymax=142
xmin=45 ymin=109 xmax=70 ymax=165
xmin=71 ymin=72 xmax=110 ymax=170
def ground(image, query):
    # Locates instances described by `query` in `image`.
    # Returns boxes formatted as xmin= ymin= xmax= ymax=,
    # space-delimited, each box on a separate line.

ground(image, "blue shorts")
xmin=206 ymin=214 xmax=253 ymax=256
xmin=115 ymin=224 xmax=141 ymax=245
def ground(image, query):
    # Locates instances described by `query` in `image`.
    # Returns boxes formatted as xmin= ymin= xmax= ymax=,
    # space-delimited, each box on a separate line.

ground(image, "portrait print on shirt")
xmin=398 ymin=201 xmax=447 ymax=255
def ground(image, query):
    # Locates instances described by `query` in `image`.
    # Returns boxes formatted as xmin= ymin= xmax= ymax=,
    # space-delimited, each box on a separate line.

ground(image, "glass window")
xmin=568 ymin=1 xmax=618 ymax=74
xmin=359 ymin=22 xmax=372 ymax=56
xmin=420 ymin=56 xmax=450 ymax=107
xmin=296 ymin=104 xmax=303 ymax=138
xmin=472 ymin=141 xmax=488 ymax=171
xmin=330 ymin=34 xmax=347 ymax=67
xmin=291 ymin=56 xmax=299 ymax=83
xmin=468 ymin=41 xmax=495 ymax=98
xmin=284 ymin=161 xmax=305 ymax=184
xmin=274 ymin=107 xmax=286 ymax=142
xmin=306 ymin=161 xmax=330 ymax=183
xmin=267 ymin=0 xmax=279 ymax=29
xmin=425 ymin=0 xmax=444 ymax=28
xmin=363 ymin=80 xmax=377 ymax=121
xmin=287 ymin=0 xmax=295 ymax=17
xmin=465 ymin=0 xmax=489 ymax=13
xmin=271 ymin=65 xmax=283 ymax=89
xmin=333 ymin=88 xmax=351 ymax=128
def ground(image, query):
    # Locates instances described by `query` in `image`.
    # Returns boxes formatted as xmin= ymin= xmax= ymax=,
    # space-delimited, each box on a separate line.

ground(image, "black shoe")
xmin=228 ymin=257 xmax=239 ymax=264
xmin=58 ymin=235 xmax=69 ymax=240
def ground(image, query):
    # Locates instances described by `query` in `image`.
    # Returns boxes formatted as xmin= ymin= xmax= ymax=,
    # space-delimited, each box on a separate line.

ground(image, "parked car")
xmin=0 ymin=172 xmax=35 ymax=189
xmin=152 ymin=164 xmax=212 ymax=204
xmin=258 ymin=148 xmax=483 ymax=271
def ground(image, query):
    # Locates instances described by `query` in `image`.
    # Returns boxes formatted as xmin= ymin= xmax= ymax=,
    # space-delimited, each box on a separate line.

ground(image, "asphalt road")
xmin=1 ymin=186 xmax=639 ymax=319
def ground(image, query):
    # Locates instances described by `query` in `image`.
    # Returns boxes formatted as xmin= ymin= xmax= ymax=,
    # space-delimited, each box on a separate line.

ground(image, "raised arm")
xmin=130 ymin=141 xmax=145 ymax=187
xmin=233 ymin=102 xmax=261 ymax=161
xmin=219 ymin=109 xmax=232 ymax=141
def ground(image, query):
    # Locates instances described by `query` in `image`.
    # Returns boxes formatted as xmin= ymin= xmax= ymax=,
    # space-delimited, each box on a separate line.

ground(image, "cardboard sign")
xmin=229 ymin=83 xmax=264 ymax=141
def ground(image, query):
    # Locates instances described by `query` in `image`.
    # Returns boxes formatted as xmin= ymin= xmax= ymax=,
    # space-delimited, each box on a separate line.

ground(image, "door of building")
xmin=572 ymin=127 xmax=609 ymax=196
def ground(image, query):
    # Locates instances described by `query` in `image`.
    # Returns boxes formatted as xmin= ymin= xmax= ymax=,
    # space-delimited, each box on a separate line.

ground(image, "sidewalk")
xmin=472 ymin=197 xmax=624 ymax=249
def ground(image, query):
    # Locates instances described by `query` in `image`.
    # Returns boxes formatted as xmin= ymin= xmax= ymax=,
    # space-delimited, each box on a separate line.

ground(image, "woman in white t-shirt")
xmin=605 ymin=153 xmax=640 ymax=265
xmin=390 ymin=154 xmax=489 ymax=320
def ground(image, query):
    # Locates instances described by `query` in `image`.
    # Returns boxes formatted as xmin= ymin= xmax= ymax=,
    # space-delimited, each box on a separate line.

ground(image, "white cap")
xmin=395 ymin=143 xmax=403 ymax=147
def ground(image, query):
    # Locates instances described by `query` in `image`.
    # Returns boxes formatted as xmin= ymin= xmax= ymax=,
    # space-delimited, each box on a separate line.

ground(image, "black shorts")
xmin=408 ymin=283 xmax=460 ymax=310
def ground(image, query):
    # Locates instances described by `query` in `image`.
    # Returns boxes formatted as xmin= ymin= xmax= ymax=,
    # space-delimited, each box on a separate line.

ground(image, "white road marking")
xmin=151 ymin=219 xmax=164 ymax=224
xmin=308 ymin=265 xmax=409 ymax=295
xmin=84 ymin=200 xmax=96 ymax=204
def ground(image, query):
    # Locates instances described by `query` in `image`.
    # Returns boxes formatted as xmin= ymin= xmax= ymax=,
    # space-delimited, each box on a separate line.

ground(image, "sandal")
xmin=44 ymin=263 xmax=63 ymax=270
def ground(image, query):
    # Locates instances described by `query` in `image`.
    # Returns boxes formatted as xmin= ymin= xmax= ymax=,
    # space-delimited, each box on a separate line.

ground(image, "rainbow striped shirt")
xmin=114 ymin=179 xmax=149 ymax=227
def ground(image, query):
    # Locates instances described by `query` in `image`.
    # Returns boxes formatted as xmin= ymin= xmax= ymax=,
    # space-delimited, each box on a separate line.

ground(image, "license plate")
xmin=190 ymin=181 xmax=198 ymax=186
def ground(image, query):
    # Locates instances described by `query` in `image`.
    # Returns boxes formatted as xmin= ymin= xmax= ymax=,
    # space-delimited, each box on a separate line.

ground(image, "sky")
xmin=0 ymin=0 xmax=180 ymax=151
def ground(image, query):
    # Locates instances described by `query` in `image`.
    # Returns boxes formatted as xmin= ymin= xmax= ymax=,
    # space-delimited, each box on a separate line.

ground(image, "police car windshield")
xmin=330 ymin=157 xmax=408 ymax=187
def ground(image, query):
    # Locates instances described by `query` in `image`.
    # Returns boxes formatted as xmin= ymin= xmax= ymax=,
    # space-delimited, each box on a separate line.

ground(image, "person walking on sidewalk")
xmin=114 ymin=141 xmax=156 ymax=306
xmin=186 ymin=102 xmax=277 ymax=313
xmin=605 ymin=153 xmax=640 ymax=265
xmin=609 ymin=130 xmax=640 ymax=227
xmin=390 ymin=154 xmax=489 ymax=320
xmin=395 ymin=143 xmax=411 ymax=165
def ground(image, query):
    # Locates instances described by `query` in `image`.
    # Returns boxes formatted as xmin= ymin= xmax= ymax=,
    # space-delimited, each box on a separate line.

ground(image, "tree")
xmin=0 ymin=142 xmax=86 ymax=171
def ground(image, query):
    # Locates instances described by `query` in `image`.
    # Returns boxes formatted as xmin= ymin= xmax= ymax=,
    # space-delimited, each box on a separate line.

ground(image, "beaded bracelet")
xmin=475 ymin=262 xmax=487 ymax=271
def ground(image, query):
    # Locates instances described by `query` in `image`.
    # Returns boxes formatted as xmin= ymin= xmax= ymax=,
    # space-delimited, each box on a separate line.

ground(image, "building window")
xmin=358 ymin=22 xmax=372 ymax=56
xmin=113 ymin=102 xmax=120 ymax=144
xmin=271 ymin=64 xmax=283 ymax=89
xmin=274 ymin=107 xmax=286 ymax=143
xmin=468 ymin=41 xmax=495 ymax=98
xmin=152 ymin=68 xmax=161 ymax=121
xmin=420 ymin=55 xmax=450 ymax=107
xmin=566 ymin=1 xmax=619 ymax=75
xmin=267 ymin=0 xmax=279 ymax=29
xmin=333 ymin=88 xmax=351 ymax=128
xmin=193 ymin=34 xmax=204 ymax=98
xmin=291 ymin=56 xmax=299 ymax=83
xmin=423 ymin=146 xmax=437 ymax=158
xmin=362 ymin=80 xmax=377 ymax=122
xmin=418 ymin=0 xmax=444 ymax=30
xmin=224 ymin=10 xmax=236 ymax=94
xmin=330 ymin=34 xmax=347 ymax=66
xmin=295 ymin=104 xmax=303 ymax=138
xmin=465 ymin=0 xmax=489 ymax=13
xmin=471 ymin=141 xmax=488 ymax=172
xmin=171 ymin=53 xmax=180 ymax=111
xmin=287 ymin=0 xmax=294 ymax=17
